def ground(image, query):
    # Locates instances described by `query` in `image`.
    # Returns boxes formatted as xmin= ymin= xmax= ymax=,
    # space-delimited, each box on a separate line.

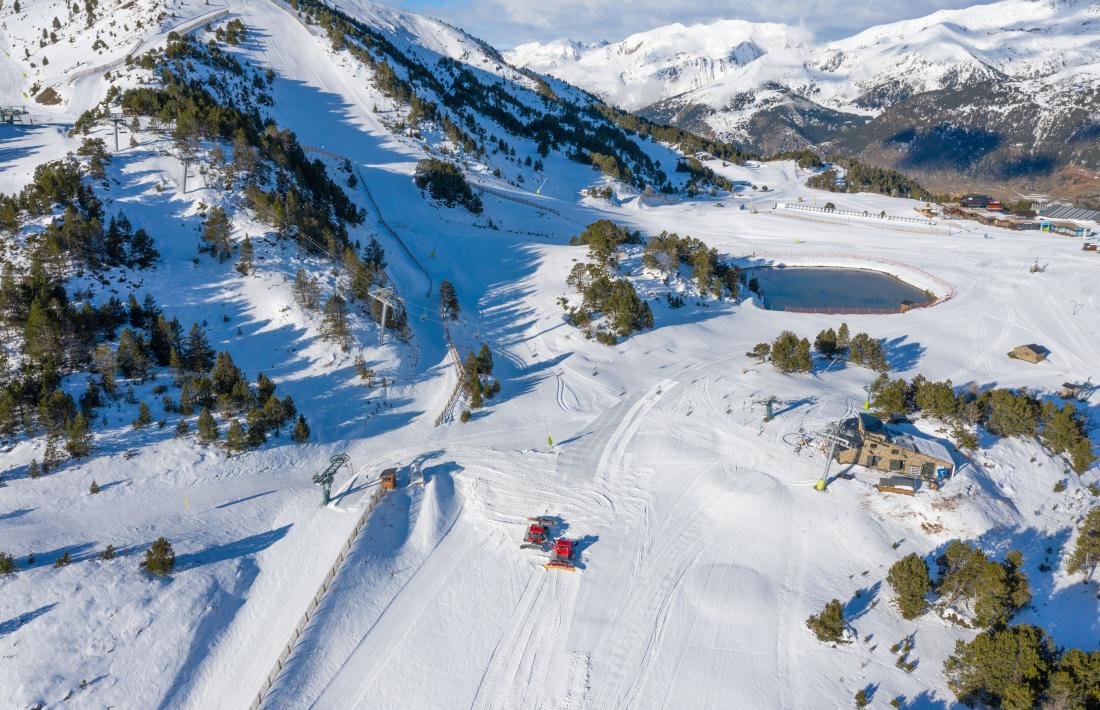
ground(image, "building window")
xmin=867 ymin=455 xmax=881 ymax=467
xmin=921 ymin=462 xmax=934 ymax=478
xmin=889 ymin=459 xmax=904 ymax=471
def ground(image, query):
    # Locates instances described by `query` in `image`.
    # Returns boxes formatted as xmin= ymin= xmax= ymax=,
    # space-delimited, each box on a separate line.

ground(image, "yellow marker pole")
xmin=184 ymin=496 xmax=189 ymax=513
xmin=547 ymin=435 xmax=553 ymax=448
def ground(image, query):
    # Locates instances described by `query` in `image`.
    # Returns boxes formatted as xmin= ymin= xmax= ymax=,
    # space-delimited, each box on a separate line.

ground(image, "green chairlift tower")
xmin=753 ymin=396 xmax=780 ymax=422
xmin=313 ymin=453 xmax=350 ymax=505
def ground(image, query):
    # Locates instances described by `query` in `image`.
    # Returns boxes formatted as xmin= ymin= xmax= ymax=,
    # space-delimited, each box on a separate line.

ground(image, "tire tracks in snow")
xmin=591 ymin=465 xmax=734 ymax=709
xmin=470 ymin=569 xmax=581 ymax=710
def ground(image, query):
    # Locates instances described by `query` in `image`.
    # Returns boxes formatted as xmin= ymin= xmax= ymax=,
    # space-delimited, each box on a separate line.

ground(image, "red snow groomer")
xmin=544 ymin=537 xmax=577 ymax=571
xmin=521 ymin=517 xmax=555 ymax=549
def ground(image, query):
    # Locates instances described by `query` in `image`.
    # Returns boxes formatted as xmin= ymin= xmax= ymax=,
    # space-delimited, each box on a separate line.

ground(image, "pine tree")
xmin=363 ymin=236 xmax=386 ymax=271
xmin=197 ymin=406 xmax=218 ymax=443
xmin=806 ymin=599 xmax=848 ymax=643
xmin=89 ymin=480 xmax=100 ymax=494
xmin=814 ymin=328 xmax=839 ymax=359
xmin=837 ymin=322 xmax=850 ymax=351
xmin=771 ymin=331 xmax=812 ymax=373
xmin=1067 ymin=506 xmax=1100 ymax=580
xmin=0 ymin=551 xmax=15 ymax=575
xmin=128 ymin=293 xmax=144 ymax=329
xmin=236 ymin=235 xmax=254 ymax=276
xmin=142 ymin=537 xmax=175 ymax=576
xmin=224 ymin=418 xmax=246 ymax=451
xmin=202 ymin=206 xmax=233 ymax=262
xmin=129 ymin=228 xmax=159 ymax=268
xmin=1042 ymin=405 xmax=1083 ymax=455
xmin=292 ymin=414 xmax=310 ymax=443
xmin=28 ymin=458 xmax=41 ymax=479
xmin=23 ymin=299 xmax=61 ymax=367
xmin=178 ymin=380 xmax=194 ymax=415
xmin=887 ymin=553 xmax=931 ymax=619
xmin=439 ymin=279 xmax=460 ymax=320
xmin=79 ymin=378 xmax=102 ymax=414
xmin=943 ymin=624 xmax=1055 ymax=709
xmin=320 ymin=293 xmax=350 ymax=349
xmin=184 ymin=323 xmax=214 ymax=372
xmin=65 ymin=413 xmax=93 ymax=458
xmin=210 ymin=351 xmax=243 ymax=396
xmin=42 ymin=432 xmax=64 ymax=472
xmin=133 ymin=401 xmax=152 ymax=429
xmin=1070 ymin=438 xmax=1097 ymax=475
xmin=261 ymin=394 xmax=284 ymax=433
xmin=99 ymin=545 xmax=116 ymax=560
xmin=53 ymin=551 xmax=71 ymax=567
xmin=116 ymin=328 xmax=148 ymax=380
xmin=746 ymin=342 xmax=770 ymax=363
xmin=854 ymin=689 xmax=869 ymax=709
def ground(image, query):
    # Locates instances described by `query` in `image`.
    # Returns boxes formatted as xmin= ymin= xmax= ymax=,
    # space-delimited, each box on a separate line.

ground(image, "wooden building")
xmin=835 ymin=414 xmax=954 ymax=486
xmin=1008 ymin=344 xmax=1048 ymax=364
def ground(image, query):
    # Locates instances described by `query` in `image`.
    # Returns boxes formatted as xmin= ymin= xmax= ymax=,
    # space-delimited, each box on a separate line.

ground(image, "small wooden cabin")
xmin=1008 ymin=344 xmax=1048 ymax=364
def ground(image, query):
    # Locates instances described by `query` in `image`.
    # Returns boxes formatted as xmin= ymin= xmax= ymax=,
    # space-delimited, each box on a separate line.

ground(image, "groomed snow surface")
xmin=1 ymin=1 xmax=1099 ymax=709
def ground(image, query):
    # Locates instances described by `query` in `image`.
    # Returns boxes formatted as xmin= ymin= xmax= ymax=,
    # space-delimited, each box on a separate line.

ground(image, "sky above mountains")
xmin=391 ymin=0 xmax=986 ymax=47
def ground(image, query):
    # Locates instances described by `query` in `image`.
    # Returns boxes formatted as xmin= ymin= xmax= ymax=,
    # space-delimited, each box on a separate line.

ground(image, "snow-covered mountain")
xmin=508 ymin=0 xmax=1100 ymax=189
xmin=508 ymin=20 xmax=807 ymax=112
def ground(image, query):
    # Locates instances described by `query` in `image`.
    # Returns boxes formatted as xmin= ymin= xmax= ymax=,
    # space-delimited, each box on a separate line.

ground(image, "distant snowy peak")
xmin=505 ymin=19 xmax=808 ymax=110
xmin=507 ymin=39 xmax=609 ymax=70
xmin=508 ymin=0 xmax=1100 ymax=117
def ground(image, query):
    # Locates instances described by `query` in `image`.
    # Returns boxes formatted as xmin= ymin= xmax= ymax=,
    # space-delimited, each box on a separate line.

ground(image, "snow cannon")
xmin=545 ymin=538 xmax=577 ymax=571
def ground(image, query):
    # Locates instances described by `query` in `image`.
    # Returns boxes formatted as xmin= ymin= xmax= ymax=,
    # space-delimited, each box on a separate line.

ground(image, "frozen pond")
xmin=749 ymin=266 xmax=933 ymax=313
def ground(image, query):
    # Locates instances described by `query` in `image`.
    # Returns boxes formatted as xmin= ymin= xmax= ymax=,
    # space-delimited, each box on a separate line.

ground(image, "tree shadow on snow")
xmin=22 ymin=542 xmax=98 ymax=570
xmin=0 ymin=507 xmax=36 ymax=522
xmin=884 ymin=335 xmax=926 ymax=373
xmin=843 ymin=580 xmax=881 ymax=622
xmin=156 ymin=557 xmax=262 ymax=710
xmin=174 ymin=525 xmax=292 ymax=572
xmin=0 ymin=603 xmax=58 ymax=636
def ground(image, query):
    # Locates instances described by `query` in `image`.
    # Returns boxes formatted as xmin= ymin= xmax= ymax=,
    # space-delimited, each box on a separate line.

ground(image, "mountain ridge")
xmin=507 ymin=0 xmax=1100 ymax=200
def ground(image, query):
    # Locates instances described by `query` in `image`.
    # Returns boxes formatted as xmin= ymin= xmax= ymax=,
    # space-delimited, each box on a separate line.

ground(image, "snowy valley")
xmin=0 ymin=0 xmax=1098 ymax=709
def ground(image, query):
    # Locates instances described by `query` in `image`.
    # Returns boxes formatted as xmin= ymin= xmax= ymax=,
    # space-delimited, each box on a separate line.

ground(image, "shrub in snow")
xmin=935 ymin=542 xmax=1030 ymax=628
xmin=806 ymin=599 xmax=848 ymax=644
xmin=887 ymin=553 xmax=931 ymax=619
xmin=142 ymin=538 xmax=175 ymax=576
xmin=1066 ymin=506 xmax=1100 ymax=580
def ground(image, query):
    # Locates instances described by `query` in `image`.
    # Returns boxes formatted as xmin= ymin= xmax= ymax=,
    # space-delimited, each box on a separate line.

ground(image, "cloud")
xmin=394 ymin=0 xmax=982 ymax=48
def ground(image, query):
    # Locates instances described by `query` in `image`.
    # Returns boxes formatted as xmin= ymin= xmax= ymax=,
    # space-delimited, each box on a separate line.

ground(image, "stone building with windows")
xmin=835 ymin=413 xmax=954 ymax=487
